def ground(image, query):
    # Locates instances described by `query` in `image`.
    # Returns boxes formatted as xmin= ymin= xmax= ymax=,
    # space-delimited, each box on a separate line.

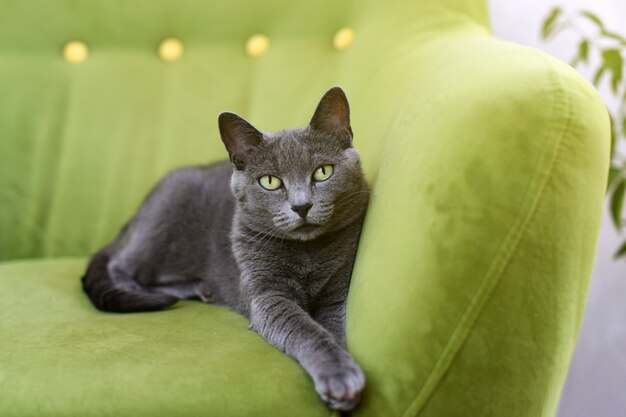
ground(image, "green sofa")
xmin=0 ymin=0 xmax=610 ymax=416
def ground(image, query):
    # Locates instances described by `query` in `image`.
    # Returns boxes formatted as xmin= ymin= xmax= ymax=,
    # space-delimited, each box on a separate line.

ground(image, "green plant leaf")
xmin=602 ymin=29 xmax=626 ymax=46
xmin=572 ymin=39 xmax=590 ymax=66
xmin=593 ymin=66 xmax=607 ymax=86
xmin=580 ymin=10 xmax=605 ymax=30
xmin=579 ymin=39 xmax=590 ymax=63
xmin=610 ymin=178 xmax=625 ymax=228
xmin=614 ymin=239 xmax=626 ymax=259
xmin=542 ymin=7 xmax=563 ymax=39
xmin=608 ymin=167 xmax=621 ymax=191
xmin=601 ymin=49 xmax=624 ymax=93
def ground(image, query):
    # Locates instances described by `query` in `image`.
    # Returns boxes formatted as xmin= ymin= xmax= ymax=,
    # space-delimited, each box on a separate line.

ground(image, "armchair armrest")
xmin=347 ymin=31 xmax=609 ymax=417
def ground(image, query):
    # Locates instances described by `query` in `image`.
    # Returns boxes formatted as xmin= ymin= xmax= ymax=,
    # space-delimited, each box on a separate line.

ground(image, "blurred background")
xmin=490 ymin=0 xmax=626 ymax=416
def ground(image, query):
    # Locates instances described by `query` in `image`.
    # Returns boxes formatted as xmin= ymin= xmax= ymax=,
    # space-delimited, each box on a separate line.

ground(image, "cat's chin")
xmin=287 ymin=223 xmax=325 ymax=241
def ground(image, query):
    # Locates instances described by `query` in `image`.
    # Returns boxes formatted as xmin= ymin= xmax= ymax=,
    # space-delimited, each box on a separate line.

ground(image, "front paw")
xmin=314 ymin=359 xmax=365 ymax=411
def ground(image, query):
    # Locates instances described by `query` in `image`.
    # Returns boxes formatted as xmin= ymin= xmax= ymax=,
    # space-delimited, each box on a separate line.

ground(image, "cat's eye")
xmin=258 ymin=175 xmax=283 ymax=190
xmin=313 ymin=164 xmax=334 ymax=182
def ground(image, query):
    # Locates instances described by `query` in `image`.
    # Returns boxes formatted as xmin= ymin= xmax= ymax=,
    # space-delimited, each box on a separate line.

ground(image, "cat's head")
xmin=218 ymin=87 xmax=368 ymax=241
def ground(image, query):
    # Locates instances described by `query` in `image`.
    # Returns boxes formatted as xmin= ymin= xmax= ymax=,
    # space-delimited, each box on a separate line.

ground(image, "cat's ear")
xmin=218 ymin=112 xmax=263 ymax=170
xmin=309 ymin=86 xmax=353 ymax=148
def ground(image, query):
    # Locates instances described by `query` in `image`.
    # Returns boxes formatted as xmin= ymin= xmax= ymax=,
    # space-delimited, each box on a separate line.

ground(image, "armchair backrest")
xmin=0 ymin=0 xmax=488 ymax=260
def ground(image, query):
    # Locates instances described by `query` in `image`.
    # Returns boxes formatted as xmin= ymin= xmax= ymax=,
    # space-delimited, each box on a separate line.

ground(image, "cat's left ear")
xmin=309 ymin=86 xmax=353 ymax=148
xmin=218 ymin=112 xmax=263 ymax=170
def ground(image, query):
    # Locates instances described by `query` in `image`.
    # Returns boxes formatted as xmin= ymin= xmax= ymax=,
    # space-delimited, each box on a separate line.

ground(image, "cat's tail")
xmin=81 ymin=251 xmax=178 ymax=313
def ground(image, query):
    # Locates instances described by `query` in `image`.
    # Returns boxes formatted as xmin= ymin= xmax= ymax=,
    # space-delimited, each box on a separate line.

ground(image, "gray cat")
xmin=82 ymin=87 xmax=370 ymax=411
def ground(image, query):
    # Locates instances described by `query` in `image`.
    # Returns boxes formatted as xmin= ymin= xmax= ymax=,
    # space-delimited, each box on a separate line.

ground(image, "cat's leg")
xmin=147 ymin=281 xmax=202 ymax=300
xmin=248 ymin=293 xmax=364 ymax=411
xmin=145 ymin=274 xmax=216 ymax=302
xmin=312 ymin=301 xmax=347 ymax=348
xmin=107 ymin=248 xmax=198 ymax=302
xmin=107 ymin=256 xmax=145 ymax=292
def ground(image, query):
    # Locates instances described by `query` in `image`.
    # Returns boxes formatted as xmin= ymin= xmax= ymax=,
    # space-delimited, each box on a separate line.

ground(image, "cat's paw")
xmin=314 ymin=360 xmax=365 ymax=411
xmin=195 ymin=283 xmax=214 ymax=303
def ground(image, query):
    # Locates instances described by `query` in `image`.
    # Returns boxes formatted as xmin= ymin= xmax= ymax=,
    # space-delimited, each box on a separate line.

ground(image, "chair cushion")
xmin=0 ymin=258 xmax=332 ymax=417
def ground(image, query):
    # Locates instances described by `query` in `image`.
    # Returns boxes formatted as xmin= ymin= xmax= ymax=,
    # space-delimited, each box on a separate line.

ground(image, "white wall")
xmin=489 ymin=1 xmax=626 ymax=416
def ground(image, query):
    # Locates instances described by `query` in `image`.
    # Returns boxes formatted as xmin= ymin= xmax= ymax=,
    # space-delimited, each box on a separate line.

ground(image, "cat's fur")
xmin=82 ymin=87 xmax=369 ymax=410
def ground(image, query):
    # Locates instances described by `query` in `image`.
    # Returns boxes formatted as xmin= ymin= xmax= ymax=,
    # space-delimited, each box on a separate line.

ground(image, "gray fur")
xmin=82 ymin=87 xmax=369 ymax=410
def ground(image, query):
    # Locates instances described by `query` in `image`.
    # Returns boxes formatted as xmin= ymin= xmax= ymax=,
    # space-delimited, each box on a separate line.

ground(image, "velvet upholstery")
xmin=0 ymin=0 xmax=609 ymax=415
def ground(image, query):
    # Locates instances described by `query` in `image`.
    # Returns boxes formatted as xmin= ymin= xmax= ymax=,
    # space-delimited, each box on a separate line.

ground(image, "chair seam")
xmin=400 ymin=52 xmax=573 ymax=417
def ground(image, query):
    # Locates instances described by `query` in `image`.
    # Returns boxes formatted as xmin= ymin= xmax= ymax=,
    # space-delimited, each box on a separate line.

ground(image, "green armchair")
xmin=0 ymin=0 xmax=609 ymax=416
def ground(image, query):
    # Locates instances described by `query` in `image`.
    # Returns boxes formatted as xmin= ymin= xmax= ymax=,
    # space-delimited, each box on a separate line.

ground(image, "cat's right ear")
xmin=218 ymin=112 xmax=263 ymax=170
xmin=309 ymin=87 xmax=353 ymax=149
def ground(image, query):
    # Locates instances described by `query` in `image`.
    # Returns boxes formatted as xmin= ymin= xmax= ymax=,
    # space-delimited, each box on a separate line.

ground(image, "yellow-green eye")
xmin=259 ymin=175 xmax=282 ymax=190
xmin=313 ymin=164 xmax=334 ymax=182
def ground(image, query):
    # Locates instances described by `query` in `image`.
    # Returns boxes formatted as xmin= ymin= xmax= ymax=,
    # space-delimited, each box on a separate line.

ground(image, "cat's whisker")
xmin=248 ymin=225 xmax=283 ymax=264
xmin=236 ymin=224 xmax=282 ymax=258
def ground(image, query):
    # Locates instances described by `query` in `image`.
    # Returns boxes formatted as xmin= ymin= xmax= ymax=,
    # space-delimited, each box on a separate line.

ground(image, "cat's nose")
xmin=291 ymin=203 xmax=312 ymax=219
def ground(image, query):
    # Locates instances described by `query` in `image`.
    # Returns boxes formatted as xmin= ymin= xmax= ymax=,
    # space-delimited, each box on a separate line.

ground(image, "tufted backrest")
xmin=0 ymin=0 xmax=488 ymax=260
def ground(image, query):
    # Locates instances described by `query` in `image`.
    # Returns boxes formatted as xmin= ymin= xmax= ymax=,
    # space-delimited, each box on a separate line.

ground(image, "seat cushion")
xmin=0 ymin=258 xmax=333 ymax=417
